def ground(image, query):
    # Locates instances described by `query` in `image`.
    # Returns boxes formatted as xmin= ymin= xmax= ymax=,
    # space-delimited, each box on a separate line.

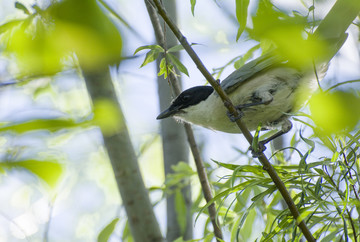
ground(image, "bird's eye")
xmin=182 ymin=95 xmax=190 ymax=101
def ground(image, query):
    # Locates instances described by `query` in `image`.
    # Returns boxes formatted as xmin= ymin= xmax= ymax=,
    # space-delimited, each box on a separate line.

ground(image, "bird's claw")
xmin=227 ymin=110 xmax=244 ymax=122
xmin=249 ymin=141 xmax=267 ymax=158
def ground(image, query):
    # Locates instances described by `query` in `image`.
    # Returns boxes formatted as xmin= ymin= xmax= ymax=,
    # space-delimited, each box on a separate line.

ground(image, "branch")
xmin=144 ymin=1 xmax=223 ymax=240
xmin=149 ymin=0 xmax=316 ymax=241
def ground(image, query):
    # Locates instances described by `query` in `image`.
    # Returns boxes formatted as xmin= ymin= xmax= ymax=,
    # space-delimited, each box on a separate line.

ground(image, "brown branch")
xmin=144 ymin=1 xmax=223 ymax=240
xmin=149 ymin=0 xmax=317 ymax=241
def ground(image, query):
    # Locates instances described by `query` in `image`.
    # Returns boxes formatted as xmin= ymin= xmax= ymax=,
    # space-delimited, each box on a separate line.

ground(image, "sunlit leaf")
xmin=309 ymin=91 xmax=360 ymax=134
xmin=93 ymin=98 xmax=124 ymax=137
xmin=167 ymin=53 xmax=189 ymax=76
xmin=235 ymin=0 xmax=250 ymax=41
xmin=2 ymin=160 xmax=63 ymax=187
xmin=97 ymin=217 xmax=120 ymax=242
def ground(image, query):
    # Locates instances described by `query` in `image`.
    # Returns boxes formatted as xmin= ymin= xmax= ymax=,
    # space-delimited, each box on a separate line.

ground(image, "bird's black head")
xmin=157 ymin=86 xmax=214 ymax=119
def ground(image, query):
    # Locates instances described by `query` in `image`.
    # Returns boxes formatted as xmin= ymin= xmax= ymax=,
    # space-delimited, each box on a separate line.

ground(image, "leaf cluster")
xmin=134 ymin=44 xmax=189 ymax=78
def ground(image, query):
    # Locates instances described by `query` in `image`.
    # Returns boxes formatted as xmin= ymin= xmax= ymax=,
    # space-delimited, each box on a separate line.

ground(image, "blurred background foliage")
xmin=0 ymin=0 xmax=359 ymax=241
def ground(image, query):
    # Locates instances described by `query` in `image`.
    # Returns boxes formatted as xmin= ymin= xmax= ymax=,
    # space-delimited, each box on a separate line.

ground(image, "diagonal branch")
xmin=148 ymin=0 xmax=317 ymax=241
xmin=144 ymin=1 xmax=223 ymax=241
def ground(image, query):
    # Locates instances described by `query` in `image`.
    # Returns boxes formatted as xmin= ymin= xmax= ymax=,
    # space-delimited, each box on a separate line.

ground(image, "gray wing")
xmin=220 ymin=52 xmax=283 ymax=94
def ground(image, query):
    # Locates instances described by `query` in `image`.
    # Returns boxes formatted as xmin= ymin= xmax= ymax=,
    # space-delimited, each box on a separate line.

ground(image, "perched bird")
xmin=157 ymin=0 xmax=359 ymax=150
xmin=156 ymin=53 xmax=327 ymax=146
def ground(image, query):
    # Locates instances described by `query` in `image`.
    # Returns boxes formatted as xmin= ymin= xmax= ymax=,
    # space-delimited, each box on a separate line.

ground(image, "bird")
xmin=156 ymin=53 xmax=328 ymax=149
xmin=156 ymin=0 xmax=359 ymax=152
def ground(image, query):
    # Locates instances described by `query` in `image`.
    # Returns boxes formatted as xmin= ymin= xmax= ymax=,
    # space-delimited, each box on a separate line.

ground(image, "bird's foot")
xmin=249 ymin=141 xmax=267 ymax=158
xmin=226 ymin=109 xmax=244 ymax=122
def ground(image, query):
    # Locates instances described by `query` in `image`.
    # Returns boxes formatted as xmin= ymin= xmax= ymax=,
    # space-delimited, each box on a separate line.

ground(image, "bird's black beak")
xmin=156 ymin=106 xmax=180 ymax=120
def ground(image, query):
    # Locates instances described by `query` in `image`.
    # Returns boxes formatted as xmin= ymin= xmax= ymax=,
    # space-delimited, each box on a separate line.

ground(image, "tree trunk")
xmin=156 ymin=1 xmax=193 ymax=240
xmin=82 ymin=66 xmax=164 ymax=242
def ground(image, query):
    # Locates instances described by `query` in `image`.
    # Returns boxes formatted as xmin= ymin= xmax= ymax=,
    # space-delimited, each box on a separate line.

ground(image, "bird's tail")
xmin=313 ymin=0 xmax=360 ymax=63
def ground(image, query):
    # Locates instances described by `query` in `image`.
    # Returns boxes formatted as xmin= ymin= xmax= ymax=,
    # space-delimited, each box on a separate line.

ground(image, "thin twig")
xmin=149 ymin=0 xmax=316 ymax=241
xmin=144 ymin=1 xmax=224 ymax=240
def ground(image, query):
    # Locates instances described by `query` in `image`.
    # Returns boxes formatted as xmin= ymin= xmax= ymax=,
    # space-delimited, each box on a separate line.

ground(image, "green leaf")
xmin=299 ymin=131 xmax=315 ymax=152
xmin=240 ymin=208 xmax=256 ymax=240
xmin=309 ymin=91 xmax=360 ymax=134
xmin=157 ymin=58 xmax=167 ymax=77
xmin=0 ymin=119 xmax=90 ymax=134
xmin=134 ymin=44 xmax=164 ymax=55
xmin=235 ymin=0 xmax=250 ymax=41
xmin=97 ymin=218 xmax=120 ymax=242
xmin=212 ymin=159 xmax=238 ymax=170
xmin=49 ymin=0 xmax=123 ymax=70
xmin=15 ymin=2 xmax=30 ymax=15
xmin=168 ymin=44 xmax=185 ymax=53
xmin=251 ymin=123 xmax=262 ymax=153
xmin=251 ymin=186 xmax=277 ymax=202
xmin=167 ymin=53 xmax=189 ymax=76
xmin=0 ymin=19 xmax=24 ymax=34
xmin=6 ymin=0 xmax=123 ymax=75
xmin=2 ymin=160 xmax=63 ymax=187
xmin=175 ymin=189 xmax=187 ymax=234
xmin=321 ymin=230 xmax=340 ymax=242
xmin=190 ymin=0 xmax=196 ymax=16
xmin=140 ymin=49 xmax=161 ymax=67
xmin=93 ymin=98 xmax=125 ymax=137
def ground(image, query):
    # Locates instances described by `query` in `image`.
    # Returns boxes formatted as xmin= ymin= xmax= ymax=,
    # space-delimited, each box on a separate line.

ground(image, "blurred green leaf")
xmin=309 ymin=91 xmax=360 ymax=134
xmin=5 ymin=20 xmax=65 ymax=76
xmin=0 ymin=119 xmax=90 ymax=134
xmin=165 ymin=162 xmax=195 ymax=188
xmin=2 ymin=160 xmax=63 ymax=187
xmin=249 ymin=0 xmax=327 ymax=67
xmin=240 ymin=208 xmax=256 ymax=240
xmin=175 ymin=189 xmax=187 ymax=234
xmin=321 ymin=230 xmax=340 ymax=242
xmin=190 ymin=0 xmax=196 ymax=16
xmin=93 ymin=98 xmax=124 ymax=137
xmin=49 ymin=0 xmax=122 ymax=69
xmin=171 ymin=161 xmax=194 ymax=174
xmin=97 ymin=217 xmax=120 ymax=242
xmin=121 ymin=222 xmax=134 ymax=242
xmin=15 ymin=2 xmax=30 ymax=15
xmin=235 ymin=0 xmax=250 ymax=41
xmin=3 ymin=0 xmax=122 ymax=75
xmin=0 ymin=19 xmax=24 ymax=34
